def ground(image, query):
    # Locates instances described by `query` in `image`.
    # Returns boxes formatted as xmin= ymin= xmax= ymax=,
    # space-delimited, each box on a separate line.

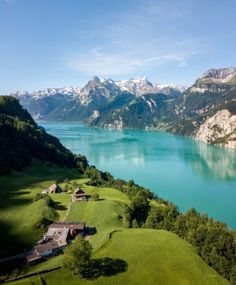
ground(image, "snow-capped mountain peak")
xmin=115 ymin=76 xmax=154 ymax=96
xmin=115 ymin=77 xmax=187 ymax=96
xmin=12 ymin=86 xmax=81 ymax=100
xmin=11 ymin=75 xmax=188 ymax=101
xmin=155 ymin=83 xmax=188 ymax=94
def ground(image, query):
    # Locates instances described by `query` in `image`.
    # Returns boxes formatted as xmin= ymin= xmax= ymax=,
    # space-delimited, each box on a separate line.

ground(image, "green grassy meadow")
xmin=9 ymin=230 xmax=229 ymax=285
xmin=0 ymin=162 xmax=229 ymax=285
xmin=0 ymin=161 xmax=82 ymax=258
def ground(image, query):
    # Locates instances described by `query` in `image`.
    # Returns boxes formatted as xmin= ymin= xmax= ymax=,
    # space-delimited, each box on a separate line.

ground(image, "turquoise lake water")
xmin=41 ymin=122 xmax=236 ymax=229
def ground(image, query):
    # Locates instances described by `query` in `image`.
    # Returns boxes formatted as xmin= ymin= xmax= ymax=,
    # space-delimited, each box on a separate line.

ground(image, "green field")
xmin=66 ymin=186 xmax=129 ymax=251
xmin=9 ymin=229 xmax=229 ymax=285
xmin=0 ymin=162 xmax=229 ymax=285
xmin=0 ymin=161 xmax=82 ymax=258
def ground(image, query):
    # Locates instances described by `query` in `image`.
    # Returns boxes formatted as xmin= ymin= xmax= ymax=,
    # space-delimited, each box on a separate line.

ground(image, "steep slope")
xmin=89 ymin=68 xmax=236 ymax=150
xmin=9 ymin=68 xmax=236 ymax=149
xmin=7 ymin=181 xmax=230 ymax=285
xmin=13 ymin=87 xmax=78 ymax=120
xmin=174 ymin=67 xmax=236 ymax=120
xmin=170 ymin=67 xmax=236 ymax=149
xmin=0 ymin=96 xmax=77 ymax=174
xmin=115 ymin=76 xmax=155 ymax=95
xmin=194 ymin=109 xmax=236 ymax=149
xmin=26 ymin=229 xmax=229 ymax=285
xmin=11 ymin=77 xmax=185 ymax=122
xmin=115 ymin=76 xmax=186 ymax=96
xmin=46 ymin=77 xmax=135 ymax=122
xmin=91 ymin=92 xmax=178 ymax=130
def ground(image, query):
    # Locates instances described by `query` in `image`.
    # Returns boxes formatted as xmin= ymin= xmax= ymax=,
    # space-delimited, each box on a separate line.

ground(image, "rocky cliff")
xmin=194 ymin=109 xmax=236 ymax=150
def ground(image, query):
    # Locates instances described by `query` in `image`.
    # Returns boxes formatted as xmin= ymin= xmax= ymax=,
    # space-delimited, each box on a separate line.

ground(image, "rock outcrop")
xmin=194 ymin=109 xmax=236 ymax=150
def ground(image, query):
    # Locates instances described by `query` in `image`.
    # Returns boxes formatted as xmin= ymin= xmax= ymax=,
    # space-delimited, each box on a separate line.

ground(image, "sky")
xmin=0 ymin=0 xmax=236 ymax=93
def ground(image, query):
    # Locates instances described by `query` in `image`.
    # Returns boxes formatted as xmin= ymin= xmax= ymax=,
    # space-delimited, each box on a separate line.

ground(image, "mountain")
xmin=9 ymin=68 xmax=236 ymax=149
xmin=90 ymin=92 xmax=177 ymax=130
xmin=44 ymin=77 xmax=135 ymax=122
xmin=170 ymin=67 xmax=236 ymax=149
xmin=115 ymin=76 xmax=155 ymax=96
xmin=0 ymin=96 xmax=88 ymax=174
xmin=90 ymin=67 xmax=236 ymax=150
xmin=11 ymin=77 xmax=185 ymax=122
xmin=115 ymin=76 xmax=186 ymax=96
xmin=13 ymin=87 xmax=79 ymax=120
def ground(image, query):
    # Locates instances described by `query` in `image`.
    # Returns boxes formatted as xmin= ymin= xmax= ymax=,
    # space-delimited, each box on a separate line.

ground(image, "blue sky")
xmin=0 ymin=0 xmax=236 ymax=93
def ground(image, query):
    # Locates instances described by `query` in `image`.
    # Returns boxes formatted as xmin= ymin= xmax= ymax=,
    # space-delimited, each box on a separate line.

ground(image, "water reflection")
xmin=178 ymin=140 xmax=236 ymax=181
xmin=51 ymin=123 xmax=236 ymax=181
xmin=41 ymin=123 xmax=236 ymax=228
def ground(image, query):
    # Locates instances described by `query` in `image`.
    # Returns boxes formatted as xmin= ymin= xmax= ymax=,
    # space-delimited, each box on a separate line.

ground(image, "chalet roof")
xmin=25 ymin=249 xmax=42 ymax=262
xmin=49 ymin=184 xmax=61 ymax=191
xmin=48 ymin=222 xmax=85 ymax=231
xmin=35 ymin=240 xmax=66 ymax=254
xmin=46 ymin=227 xmax=69 ymax=242
xmin=74 ymin=187 xmax=85 ymax=195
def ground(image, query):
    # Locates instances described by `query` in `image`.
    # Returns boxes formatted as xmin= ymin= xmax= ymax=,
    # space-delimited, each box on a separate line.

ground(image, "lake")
xmin=41 ymin=122 xmax=236 ymax=229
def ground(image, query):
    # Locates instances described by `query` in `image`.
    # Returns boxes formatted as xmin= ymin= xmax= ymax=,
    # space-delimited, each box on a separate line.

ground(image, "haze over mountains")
xmin=11 ymin=67 xmax=236 ymax=150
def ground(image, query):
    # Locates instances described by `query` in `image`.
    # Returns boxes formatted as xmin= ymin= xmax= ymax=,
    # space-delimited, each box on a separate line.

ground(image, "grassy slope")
xmin=66 ymin=186 xmax=129 ymax=251
xmin=13 ymin=230 xmax=229 ymax=285
xmin=0 ymin=161 xmax=81 ymax=258
xmin=1 ymin=163 xmax=229 ymax=285
xmin=92 ymin=229 xmax=229 ymax=285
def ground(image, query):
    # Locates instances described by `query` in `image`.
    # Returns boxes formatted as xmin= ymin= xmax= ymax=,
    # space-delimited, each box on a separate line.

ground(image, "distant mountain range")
xmin=12 ymin=77 xmax=186 ymax=121
xmin=11 ymin=67 xmax=236 ymax=150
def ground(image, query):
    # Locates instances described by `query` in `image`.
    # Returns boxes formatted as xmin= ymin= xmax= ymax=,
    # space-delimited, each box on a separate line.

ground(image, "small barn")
xmin=73 ymin=187 xmax=86 ymax=201
xmin=48 ymin=184 xmax=62 ymax=194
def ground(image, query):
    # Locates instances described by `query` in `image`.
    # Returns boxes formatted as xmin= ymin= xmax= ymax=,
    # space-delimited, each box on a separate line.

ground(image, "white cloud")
xmin=66 ymin=49 xmax=188 ymax=76
xmin=64 ymin=0 xmax=207 ymax=77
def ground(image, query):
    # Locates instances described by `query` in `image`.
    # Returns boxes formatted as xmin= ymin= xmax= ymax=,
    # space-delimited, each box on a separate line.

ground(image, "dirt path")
xmin=62 ymin=198 xmax=74 ymax=221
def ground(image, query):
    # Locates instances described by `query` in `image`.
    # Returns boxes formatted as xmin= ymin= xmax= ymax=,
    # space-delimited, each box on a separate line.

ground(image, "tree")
xmin=130 ymin=192 xmax=150 ymax=224
xmin=63 ymin=236 xmax=92 ymax=275
xmin=127 ymin=179 xmax=135 ymax=188
xmin=91 ymin=193 xmax=99 ymax=201
xmin=75 ymin=154 xmax=88 ymax=173
xmin=72 ymin=181 xmax=78 ymax=188
xmin=64 ymin=184 xmax=69 ymax=192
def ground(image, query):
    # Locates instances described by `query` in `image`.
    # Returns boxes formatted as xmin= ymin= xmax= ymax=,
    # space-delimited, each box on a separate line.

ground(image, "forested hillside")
xmin=0 ymin=96 xmax=87 ymax=174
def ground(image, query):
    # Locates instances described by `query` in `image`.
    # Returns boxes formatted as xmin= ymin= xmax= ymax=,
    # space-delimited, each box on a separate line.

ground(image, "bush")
xmin=91 ymin=193 xmax=99 ymax=201
xmin=33 ymin=193 xmax=54 ymax=207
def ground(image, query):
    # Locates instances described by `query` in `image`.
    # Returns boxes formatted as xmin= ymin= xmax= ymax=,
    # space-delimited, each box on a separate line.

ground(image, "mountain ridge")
xmin=8 ymin=67 xmax=236 ymax=150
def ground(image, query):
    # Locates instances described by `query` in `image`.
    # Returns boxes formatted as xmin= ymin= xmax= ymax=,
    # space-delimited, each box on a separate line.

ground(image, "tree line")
xmin=84 ymin=165 xmax=236 ymax=284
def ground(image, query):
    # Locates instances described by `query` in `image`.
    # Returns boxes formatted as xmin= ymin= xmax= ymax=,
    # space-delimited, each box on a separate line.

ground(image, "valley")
xmin=42 ymin=122 xmax=236 ymax=230
xmin=0 ymin=95 xmax=235 ymax=284
xmin=2 ymin=1 xmax=236 ymax=284
xmin=12 ymin=67 xmax=236 ymax=150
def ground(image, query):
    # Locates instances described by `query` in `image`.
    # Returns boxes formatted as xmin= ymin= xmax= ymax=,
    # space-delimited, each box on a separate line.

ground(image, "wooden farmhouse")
xmin=26 ymin=222 xmax=86 ymax=264
xmin=42 ymin=184 xmax=63 ymax=194
xmin=48 ymin=184 xmax=62 ymax=193
xmin=73 ymin=187 xmax=86 ymax=201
